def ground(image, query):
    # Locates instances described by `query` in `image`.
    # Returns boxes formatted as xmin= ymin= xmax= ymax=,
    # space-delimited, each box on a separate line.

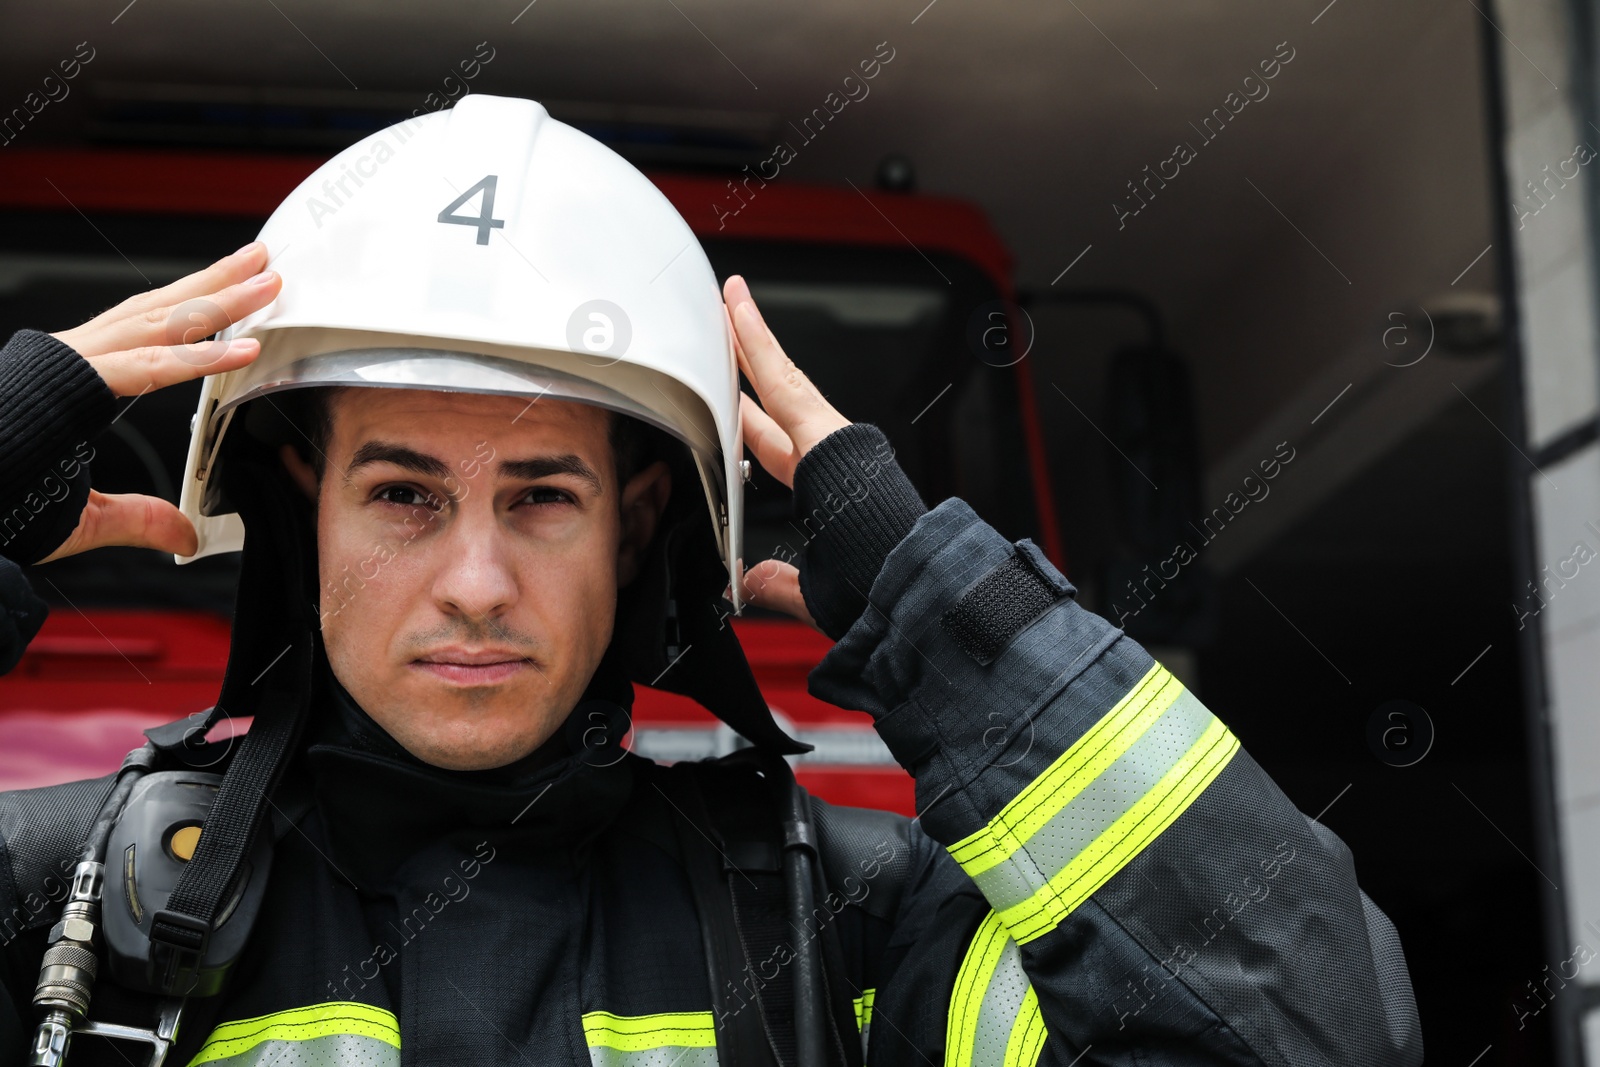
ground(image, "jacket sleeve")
xmin=794 ymin=432 xmax=1422 ymax=1067
xmin=0 ymin=559 xmax=49 ymax=677
xmin=0 ymin=329 xmax=117 ymax=674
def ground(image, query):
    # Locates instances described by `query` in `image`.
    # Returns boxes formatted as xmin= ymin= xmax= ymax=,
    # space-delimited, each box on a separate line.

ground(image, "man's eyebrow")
xmin=342 ymin=443 xmax=605 ymax=496
xmin=500 ymin=455 xmax=604 ymax=495
xmin=344 ymin=442 xmax=452 ymax=483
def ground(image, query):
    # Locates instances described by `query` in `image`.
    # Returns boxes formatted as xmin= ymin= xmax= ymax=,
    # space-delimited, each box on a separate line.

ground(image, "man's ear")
xmin=617 ymin=460 xmax=672 ymax=587
xmin=279 ymin=444 xmax=319 ymax=502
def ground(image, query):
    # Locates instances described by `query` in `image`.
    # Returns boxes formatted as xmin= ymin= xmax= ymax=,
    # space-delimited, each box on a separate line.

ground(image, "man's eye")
xmin=375 ymin=485 xmax=438 ymax=509
xmin=521 ymin=487 xmax=575 ymax=507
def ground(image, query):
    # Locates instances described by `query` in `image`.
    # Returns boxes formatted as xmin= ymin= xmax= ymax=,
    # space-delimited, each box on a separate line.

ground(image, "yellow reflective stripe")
xmin=946 ymin=913 xmax=1011 ymax=1067
xmin=946 ymin=912 xmax=1050 ymax=1067
xmin=188 ymin=1002 xmax=399 ymax=1065
xmin=1003 ymin=987 xmax=1047 ymax=1067
xmin=852 ymin=988 xmax=875 ymax=1031
xmin=853 ymin=988 xmax=876 ymax=1061
xmin=950 ymin=664 xmax=1241 ymax=943
xmin=950 ymin=665 xmax=1181 ymax=874
xmin=1001 ymin=715 xmax=1238 ymax=942
xmin=581 ymin=1011 xmax=718 ymax=1052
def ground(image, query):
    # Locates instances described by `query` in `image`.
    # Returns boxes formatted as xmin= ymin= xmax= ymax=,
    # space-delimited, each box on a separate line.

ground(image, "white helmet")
xmin=177 ymin=94 xmax=746 ymax=607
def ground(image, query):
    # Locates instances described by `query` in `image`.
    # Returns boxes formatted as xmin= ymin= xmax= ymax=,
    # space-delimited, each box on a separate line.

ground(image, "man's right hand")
xmin=37 ymin=241 xmax=281 ymax=562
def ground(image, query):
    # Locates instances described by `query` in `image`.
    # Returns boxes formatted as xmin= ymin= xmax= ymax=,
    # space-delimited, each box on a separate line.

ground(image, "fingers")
xmin=724 ymin=558 xmax=821 ymax=633
xmin=91 ymin=337 xmax=262 ymax=399
xmin=724 ymin=301 xmax=750 ymax=379
xmin=158 ymin=268 xmax=282 ymax=349
xmin=53 ymin=249 xmax=281 ymax=397
xmin=134 ymin=240 xmax=271 ymax=322
xmin=739 ymin=392 xmax=801 ymax=488
xmin=723 ymin=274 xmax=850 ymax=469
xmin=70 ymin=269 xmax=281 ymax=387
xmin=724 ymin=274 xmax=787 ymax=397
xmin=36 ymin=490 xmax=198 ymax=563
xmin=724 ymin=275 xmax=829 ymax=409
xmin=57 ymin=242 xmax=271 ymax=356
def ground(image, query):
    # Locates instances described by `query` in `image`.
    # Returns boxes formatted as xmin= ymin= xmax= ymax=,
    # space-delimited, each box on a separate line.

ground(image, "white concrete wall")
xmin=1495 ymin=0 xmax=1600 ymax=1061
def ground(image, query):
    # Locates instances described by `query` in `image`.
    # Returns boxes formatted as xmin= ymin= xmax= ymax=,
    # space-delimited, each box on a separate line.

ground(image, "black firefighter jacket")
xmin=0 ymin=495 xmax=1422 ymax=1067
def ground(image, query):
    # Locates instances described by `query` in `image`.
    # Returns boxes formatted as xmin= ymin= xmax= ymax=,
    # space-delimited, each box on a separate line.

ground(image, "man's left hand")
xmin=722 ymin=274 xmax=851 ymax=630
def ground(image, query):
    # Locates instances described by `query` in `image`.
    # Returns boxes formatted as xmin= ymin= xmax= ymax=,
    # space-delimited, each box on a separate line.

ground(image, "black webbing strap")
xmin=652 ymin=754 xmax=862 ymax=1067
xmin=812 ymin=880 xmax=865 ymax=1067
xmin=147 ymin=666 xmax=308 ymax=993
xmin=655 ymin=762 xmax=780 ymax=1067
xmin=699 ymin=753 xmax=860 ymax=1067
xmin=727 ymin=861 xmax=796 ymax=1065
xmin=705 ymin=757 xmax=797 ymax=1067
xmin=940 ymin=552 xmax=1064 ymax=665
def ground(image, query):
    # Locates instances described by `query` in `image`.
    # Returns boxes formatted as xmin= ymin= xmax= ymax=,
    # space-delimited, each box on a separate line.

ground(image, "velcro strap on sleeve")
xmin=941 ymin=553 xmax=1064 ymax=666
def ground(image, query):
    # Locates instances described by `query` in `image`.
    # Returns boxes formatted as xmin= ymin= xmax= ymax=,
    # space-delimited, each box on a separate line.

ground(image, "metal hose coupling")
xmin=29 ymin=860 xmax=103 ymax=1066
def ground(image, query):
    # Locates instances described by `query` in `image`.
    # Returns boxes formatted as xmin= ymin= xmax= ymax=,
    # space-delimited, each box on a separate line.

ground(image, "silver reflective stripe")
xmin=969 ymin=688 xmax=1216 ymax=913
xmin=588 ymin=1046 xmax=719 ymax=1067
xmin=970 ymin=938 xmax=1031 ymax=1067
xmin=198 ymin=1034 xmax=400 ymax=1067
xmin=188 ymin=1003 xmax=401 ymax=1067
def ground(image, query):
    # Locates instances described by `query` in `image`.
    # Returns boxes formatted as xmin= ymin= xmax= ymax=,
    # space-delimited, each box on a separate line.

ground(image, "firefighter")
xmin=0 ymin=96 xmax=1421 ymax=1067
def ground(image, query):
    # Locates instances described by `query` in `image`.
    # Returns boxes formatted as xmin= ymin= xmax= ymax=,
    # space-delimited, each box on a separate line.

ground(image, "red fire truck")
xmin=0 ymin=146 xmax=1062 ymax=814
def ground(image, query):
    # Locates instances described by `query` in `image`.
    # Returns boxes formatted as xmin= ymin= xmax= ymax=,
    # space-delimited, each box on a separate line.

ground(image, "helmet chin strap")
xmin=611 ymin=491 xmax=810 ymax=756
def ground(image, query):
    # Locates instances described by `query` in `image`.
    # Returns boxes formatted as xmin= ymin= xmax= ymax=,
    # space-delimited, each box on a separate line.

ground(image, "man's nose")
xmin=430 ymin=508 xmax=519 ymax=623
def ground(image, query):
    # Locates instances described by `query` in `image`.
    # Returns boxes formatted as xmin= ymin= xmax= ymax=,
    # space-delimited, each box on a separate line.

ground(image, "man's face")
xmin=285 ymin=388 xmax=670 ymax=771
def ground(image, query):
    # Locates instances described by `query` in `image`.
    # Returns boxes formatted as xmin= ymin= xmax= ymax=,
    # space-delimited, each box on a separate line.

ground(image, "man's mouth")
xmin=411 ymin=648 xmax=533 ymax=686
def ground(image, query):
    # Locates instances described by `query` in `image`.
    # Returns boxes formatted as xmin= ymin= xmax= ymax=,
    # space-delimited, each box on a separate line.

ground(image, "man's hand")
xmin=37 ymin=242 xmax=281 ymax=563
xmin=722 ymin=274 xmax=850 ymax=629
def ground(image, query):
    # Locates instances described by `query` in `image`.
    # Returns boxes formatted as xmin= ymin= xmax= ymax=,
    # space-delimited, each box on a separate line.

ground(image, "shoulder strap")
xmin=668 ymin=752 xmax=868 ymax=1067
xmin=648 ymin=759 xmax=781 ymax=1067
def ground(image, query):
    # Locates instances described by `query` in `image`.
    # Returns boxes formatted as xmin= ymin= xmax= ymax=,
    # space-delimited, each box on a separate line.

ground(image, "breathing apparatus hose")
xmin=28 ymin=745 xmax=155 ymax=1066
xmin=79 ymin=750 xmax=150 ymax=867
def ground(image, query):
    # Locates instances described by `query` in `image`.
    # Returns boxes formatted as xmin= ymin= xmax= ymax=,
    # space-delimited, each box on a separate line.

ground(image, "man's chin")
xmin=374 ymin=687 xmax=572 ymax=771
